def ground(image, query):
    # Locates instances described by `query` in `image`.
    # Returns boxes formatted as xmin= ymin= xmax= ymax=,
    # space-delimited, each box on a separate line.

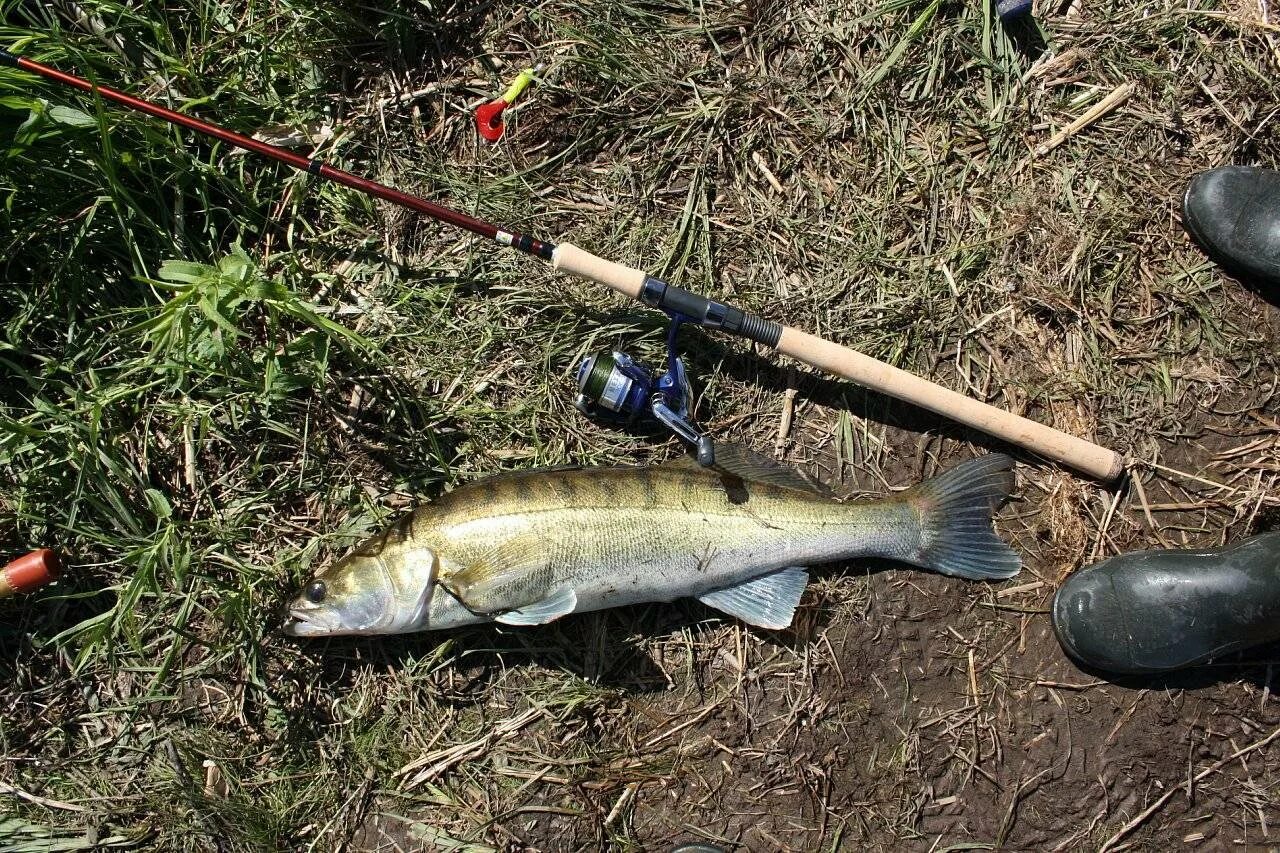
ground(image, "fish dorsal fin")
xmin=449 ymin=463 xmax=591 ymax=495
xmin=495 ymin=587 xmax=578 ymax=626
xmin=707 ymin=443 xmax=831 ymax=496
xmin=696 ymin=567 xmax=809 ymax=630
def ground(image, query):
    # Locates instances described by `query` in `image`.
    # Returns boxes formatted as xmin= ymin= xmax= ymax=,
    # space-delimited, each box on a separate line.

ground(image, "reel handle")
xmin=651 ymin=401 xmax=715 ymax=466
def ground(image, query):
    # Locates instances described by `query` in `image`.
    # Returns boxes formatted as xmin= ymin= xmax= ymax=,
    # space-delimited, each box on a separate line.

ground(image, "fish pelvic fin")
xmin=901 ymin=454 xmax=1021 ymax=580
xmin=697 ymin=567 xmax=809 ymax=629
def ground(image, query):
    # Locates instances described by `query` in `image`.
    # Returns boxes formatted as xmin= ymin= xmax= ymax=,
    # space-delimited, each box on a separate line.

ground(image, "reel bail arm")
xmin=575 ymin=312 xmax=716 ymax=466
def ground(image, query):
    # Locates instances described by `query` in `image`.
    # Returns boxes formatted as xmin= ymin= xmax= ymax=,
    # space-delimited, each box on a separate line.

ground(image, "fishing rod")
xmin=0 ymin=48 xmax=1126 ymax=482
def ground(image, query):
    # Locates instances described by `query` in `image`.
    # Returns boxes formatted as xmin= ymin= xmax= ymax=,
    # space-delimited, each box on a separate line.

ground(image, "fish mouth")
xmin=282 ymin=607 xmax=339 ymax=638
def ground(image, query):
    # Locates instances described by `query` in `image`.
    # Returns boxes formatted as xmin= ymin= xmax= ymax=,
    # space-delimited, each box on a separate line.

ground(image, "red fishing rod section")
xmin=0 ymin=549 xmax=60 ymax=599
xmin=0 ymin=48 xmax=781 ymax=355
xmin=0 ymin=48 xmax=555 ymax=260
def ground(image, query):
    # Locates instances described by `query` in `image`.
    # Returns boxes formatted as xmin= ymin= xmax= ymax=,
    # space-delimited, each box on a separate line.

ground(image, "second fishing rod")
xmin=0 ymin=48 xmax=1126 ymax=482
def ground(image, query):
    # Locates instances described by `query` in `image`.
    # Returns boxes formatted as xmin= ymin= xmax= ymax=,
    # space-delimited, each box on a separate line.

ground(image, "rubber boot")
xmin=1183 ymin=166 xmax=1280 ymax=290
xmin=1052 ymin=532 xmax=1280 ymax=674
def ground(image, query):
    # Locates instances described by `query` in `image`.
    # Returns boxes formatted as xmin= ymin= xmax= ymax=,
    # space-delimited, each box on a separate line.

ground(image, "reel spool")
xmin=574 ymin=315 xmax=716 ymax=466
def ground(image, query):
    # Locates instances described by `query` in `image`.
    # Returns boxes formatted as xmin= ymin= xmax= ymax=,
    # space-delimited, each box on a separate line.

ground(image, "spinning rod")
xmin=0 ymin=48 xmax=1126 ymax=482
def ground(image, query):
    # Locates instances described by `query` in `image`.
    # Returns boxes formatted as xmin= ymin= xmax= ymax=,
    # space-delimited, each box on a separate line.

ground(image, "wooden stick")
xmin=1035 ymin=81 xmax=1137 ymax=157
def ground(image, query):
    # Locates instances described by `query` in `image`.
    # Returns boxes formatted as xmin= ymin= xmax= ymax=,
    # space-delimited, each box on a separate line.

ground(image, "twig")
xmin=1035 ymin=81 xmax=1137 ymax=156
xmin=313 ymin=767 xmax=376 ymax=853
xmin=394 ymin=707 xmax=544 ymax=789
xmin=644 ymin=701 xmax=723 ymax=748
xmin=979 ymin=633 xmax=1022 ymax=670
xmin=374 ymin=82 xmax=449 ymax=110
xmin=981 ymin=602 xmax=1050 ymax=614
xmin=1088 ymin=487 xmax=1123 ymax=563
xmin=996 ymin=767 xmax=1052 ymax=847
xmin=604 ymin=782 xmax=640 ymax=827
xmin=775 ymin=380 xmax=798 ymax=457
xmin=752 ymin=151 xmax=785 ymax=193
xmin=1034 ymin=679 xmax=1107 ymax=691
xmin=1128 ymin=470 xmax=1172 ymax=548
xmin=0 ymin=781 xmax=89 ymax=812
xmin=996 ymin=580 xmax=1045 ymax=599
xmin=1146 ymin=459 xmax=1278 ymax=502
xmin=1106 ymin=691 xmax=1147 ymax=746
xmin=1196 ymin=80 xmax=1249 ymax=133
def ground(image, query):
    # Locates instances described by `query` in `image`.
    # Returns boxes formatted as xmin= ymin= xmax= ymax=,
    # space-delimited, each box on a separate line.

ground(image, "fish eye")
xmin=304 ymin=580 xmax=327 ymax=604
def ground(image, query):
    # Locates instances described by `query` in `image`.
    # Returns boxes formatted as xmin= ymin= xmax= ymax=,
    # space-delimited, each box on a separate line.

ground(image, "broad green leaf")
xmin=47 ymin=104 xmax=96 ymax=127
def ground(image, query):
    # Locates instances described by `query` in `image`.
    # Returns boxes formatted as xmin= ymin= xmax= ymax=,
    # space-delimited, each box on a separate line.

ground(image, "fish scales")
xmin=410 ymin=467 xmax=907 ymax=612
xmin=284 ymin=452 xmax=1022 ymax=636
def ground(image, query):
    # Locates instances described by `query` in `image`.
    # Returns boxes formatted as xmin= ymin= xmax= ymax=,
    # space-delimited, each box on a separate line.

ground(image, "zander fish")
xmin=283 ymin=448 xmax=1021 ymax=637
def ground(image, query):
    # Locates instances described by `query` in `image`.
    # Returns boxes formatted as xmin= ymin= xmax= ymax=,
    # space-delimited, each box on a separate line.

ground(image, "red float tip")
xmin=475 ymin=99 xmax=509 ymax=142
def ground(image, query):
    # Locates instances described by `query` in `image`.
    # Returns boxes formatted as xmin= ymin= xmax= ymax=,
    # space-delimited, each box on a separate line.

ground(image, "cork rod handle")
xmin=552 ymin=243 xmax=646 ymax=299
xmin=775 ymin=328 xmax=1125 ymax=482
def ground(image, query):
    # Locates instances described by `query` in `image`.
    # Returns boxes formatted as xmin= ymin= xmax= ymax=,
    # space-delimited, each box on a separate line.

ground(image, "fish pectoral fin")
xmin=696 ymin=567 xmax=809 ymax=630
xmin=439 ymin=539 xmax=552 ymax=613
xmin=494 ymin=587 xmax=578 ymax=626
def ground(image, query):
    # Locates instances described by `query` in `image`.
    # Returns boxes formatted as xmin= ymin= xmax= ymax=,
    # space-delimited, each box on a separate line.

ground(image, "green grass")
xmin=2 ymin=0 xmax=1279 ymax=849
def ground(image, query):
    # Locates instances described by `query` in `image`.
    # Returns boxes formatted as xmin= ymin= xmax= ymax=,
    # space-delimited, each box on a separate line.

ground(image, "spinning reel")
xmin=575 ymin=314 xmax=716 ymax=466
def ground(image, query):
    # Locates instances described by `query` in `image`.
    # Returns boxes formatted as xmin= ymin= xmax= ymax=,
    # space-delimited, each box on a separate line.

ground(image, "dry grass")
xmin=2 ymin=0 xmax=1279 ymax=850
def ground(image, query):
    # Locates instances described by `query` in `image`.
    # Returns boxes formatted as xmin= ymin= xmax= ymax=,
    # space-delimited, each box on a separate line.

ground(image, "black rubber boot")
xmin=1052 ymin=532 xmax=1280 ymax=674
xmin=1182 ymin=166 xmax=1280 ymax=289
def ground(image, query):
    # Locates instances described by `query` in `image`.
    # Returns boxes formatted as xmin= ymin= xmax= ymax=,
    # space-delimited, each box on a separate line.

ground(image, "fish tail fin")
xmin=901 ymin=454 xmax=1021 ymax=580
